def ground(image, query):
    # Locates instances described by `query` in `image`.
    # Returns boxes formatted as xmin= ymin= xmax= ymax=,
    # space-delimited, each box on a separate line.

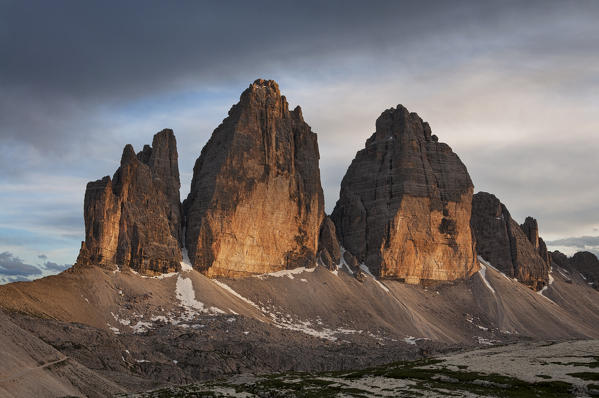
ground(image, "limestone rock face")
xmin=79 ymin=129 xmax=182 ymax=274
xmin=471 ymin=192 xmax=549 ymax=290
xmin=331 ymin=105 xmax=478 ymax=283
xmin=318 ymin=217 xmax=341 ymax=269
xmin=183 ymin=79 xmax=325 ymax=277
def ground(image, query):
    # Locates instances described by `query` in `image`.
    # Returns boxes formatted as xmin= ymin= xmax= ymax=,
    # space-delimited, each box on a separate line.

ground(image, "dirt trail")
xmin=0 ymin=357 xmax=69 ymax=384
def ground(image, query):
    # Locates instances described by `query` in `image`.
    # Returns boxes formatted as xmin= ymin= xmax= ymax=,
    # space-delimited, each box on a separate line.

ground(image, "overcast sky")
xmin=1 ymin=0 xmax=598 ymax=282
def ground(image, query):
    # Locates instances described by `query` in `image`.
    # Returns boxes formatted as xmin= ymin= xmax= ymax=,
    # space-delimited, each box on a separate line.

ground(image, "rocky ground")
xmin=117 ymin=340 xmax=599 ymax=397
xmin=2 ymin=258 xmax=599 ymax=396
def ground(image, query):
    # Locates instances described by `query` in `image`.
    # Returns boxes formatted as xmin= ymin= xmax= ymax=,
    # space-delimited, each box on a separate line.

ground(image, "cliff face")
xmin=552 ymin=250 xmax=599 ymax=290
xmin=471 ymin=192 xmax=549 ymax=290
xmin=521 ymin=217 xmax=552 ymax=266
xmin=78 ymin=129 xmax=182 ymax=274
xmin=331 ymin=105 xmax=478 ymax=283
xmin=183 ymin=79 xmax=325 ymax=277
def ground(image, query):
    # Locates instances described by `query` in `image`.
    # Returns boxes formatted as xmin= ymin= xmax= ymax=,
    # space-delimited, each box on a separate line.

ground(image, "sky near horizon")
xmin=1 ymin=0 xmax=598 ymax=283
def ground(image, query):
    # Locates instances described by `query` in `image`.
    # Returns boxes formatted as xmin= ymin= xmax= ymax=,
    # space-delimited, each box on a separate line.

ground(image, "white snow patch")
xmin=131 ymin=321 xmax=152 ymax=334
xmin=557 ymin=267 xmax=570 ymax=279
xmin=81 ymin=295 xmax=89 ymax=303
xmin=476 ymin=258 xmax=495 ymax=294
xmin=338 ymin=247 xmax=355 ymax=275
xmin=359 ymin=263 xmax=374 ymax=277
xmin=151 ymin=315 xmax=169 ymax=323
xmin=254 ymin=266 xmax=316 ymax=280
xmin=479 ymin=256 xmax=511 ymax=281
xmin=111 ymin=312 xmax=132 ymax=326
xmin=136 ymin=359 xmax=149 ymax=363
xmin=300 ymin=278 xmax=308 ymax=283
xmin=176 ymin=275 xmax=224 ymax=316
xmin=537 ymin=271 xmax=555 ymax=303
xmin=153 ymin=272 xmax=178 ymax=279
xmin=580 ymin=272 xmax=587 ymax=280
xmin=403 ymin=336 xmax=430 ymax=345
xmin=180 ymin=248 xmax=193 ymax=272
xmin=212 ymin=280 xmax=261 ymax=309
xmin=477 ymin=337 xmax=495 ymax=346
xmin=107 ymin=323 xmax=120 ymax=335
xmin=173 ymin=360 xmax=178 ymax=365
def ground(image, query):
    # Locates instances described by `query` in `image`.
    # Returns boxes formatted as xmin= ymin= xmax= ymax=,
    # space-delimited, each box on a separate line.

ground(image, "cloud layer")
xmin=1 ymin=1 xmax=598 ymax=277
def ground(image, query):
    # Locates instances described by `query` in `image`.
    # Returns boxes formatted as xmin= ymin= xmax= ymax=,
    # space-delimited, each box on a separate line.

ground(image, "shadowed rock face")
xmin=317 ymin=216 xmax=341 ymax=269
xmin=78 ymin=129 xmax=182 ymax=274
xmin=331 ymin=105 xmax=478 ymax=283
xmin=183 ymin=79 xmax=324 ymax=277
xmin=521 ymin=217 xmax=552 ymax=266
xmin=552 ymin=250 xmax=599 ymax=289
xmin=471 ymin=192 xmax=549 ymax=290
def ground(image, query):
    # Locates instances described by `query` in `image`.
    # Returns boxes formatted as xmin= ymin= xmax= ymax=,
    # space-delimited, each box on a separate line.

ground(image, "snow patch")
xmin=479 ymin=256 xmax=511 ymax=281
xmin=180 ymin=248 xmax=193 ymax=272
xmin=176 ymin=275 xmax=224 ymax=316
xmin=212 ymin=280 xmax=260 ymax=310
xmin=254 ymin=267 xmax=316 ymax=280
xmin=131 ymin=320 xmax=152 ymax=334
xmin=580 ymin=272 xmax=587 ymax=280
xmin=476 ymin=258 xmax=495 ymax=295
xmin=107 ymin=323 xmax=120 ymax=334
xmin=403 ymin=336 xmax=430 ymax=345
xmin=477 ymin=337 xmax=495 ymax=346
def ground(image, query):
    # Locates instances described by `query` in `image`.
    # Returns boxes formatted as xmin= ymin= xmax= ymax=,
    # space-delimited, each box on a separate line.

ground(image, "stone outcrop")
xmin=552 ymin=250 xmax=599 ymax=289
xmin=471 ymin=192 xmax=549 ymax=290
xmin=331 ymin=105 xmax=478 ymax=283
xmin=521 ymin=217 xmax=551 ymax=266
xmin=183 ymin=79 xmax=325 ymax=277
xmin=317 ymin=217 xmax=341 ymax=270
xmin=78 ymin=129 xmax=182 ymax=274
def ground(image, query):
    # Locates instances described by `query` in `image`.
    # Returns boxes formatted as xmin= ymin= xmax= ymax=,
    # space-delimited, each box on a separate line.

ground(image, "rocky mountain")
xmin=331 ymin=105 xmax=478 ymax=283
xmin=77 ymin=129 xmax=182 ymax=275
xmin=552 ymin=250 xmax=599 ymax=289
xmin=470 ymin=192 xmax=549 ymax=290
xmin=2 ymin=79 xmax=599 ymax=397
xmin=182 ymin=79 xmax=325 ymax=277
xmin=520 ymin=216 xmax=552 ymax=266
xmin=2 ymin=247 xmax=599 ymax=396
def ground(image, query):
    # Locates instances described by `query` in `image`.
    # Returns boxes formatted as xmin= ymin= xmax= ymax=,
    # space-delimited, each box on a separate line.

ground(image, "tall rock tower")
xmin=183 ymin=79 xmax=325 ymax=277
xmin=331 ymin=105 xmax=478 ymax=283
xmin=77 ymin=129 xmax=182 ymax=274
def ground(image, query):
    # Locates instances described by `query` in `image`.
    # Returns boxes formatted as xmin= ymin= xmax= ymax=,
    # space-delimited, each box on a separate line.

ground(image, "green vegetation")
xmin=117 ymin=358 xmax=579 ymax=398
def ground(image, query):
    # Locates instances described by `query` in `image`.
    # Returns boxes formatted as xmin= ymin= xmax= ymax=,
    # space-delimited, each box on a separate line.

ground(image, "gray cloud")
xmin=546 ymin=236 xmax=599 ymax=258
xmin=0 ymin=251 xmax=42 ymax=277
xmin=1 ymin=0 xmax=599 ymax=265
xmin=42 ymin=261 xmax=70 ymax=272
